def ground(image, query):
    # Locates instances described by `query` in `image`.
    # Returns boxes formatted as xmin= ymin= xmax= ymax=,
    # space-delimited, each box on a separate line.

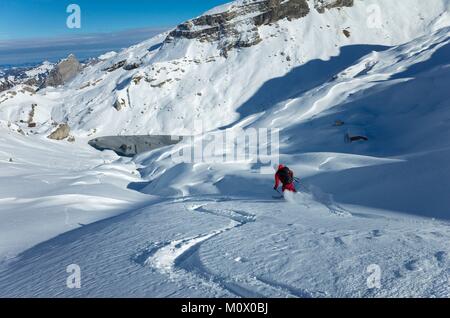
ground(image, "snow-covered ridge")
xmin=0 ymin=0 xmax=449 ymax=139
xmin=0 ymin=55 xmax=87 ymax=93
xmin=205 ymin=0 xmax=352 ymax=16
xmin=0 ymin=61 xmax=55 ymax=92
xmin=166 ymin=0 xmax=353 ymax=56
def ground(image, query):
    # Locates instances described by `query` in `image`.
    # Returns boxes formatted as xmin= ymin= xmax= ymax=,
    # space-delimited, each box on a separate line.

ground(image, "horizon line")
xmin=0 ymin=26 xmax=172 ymax=66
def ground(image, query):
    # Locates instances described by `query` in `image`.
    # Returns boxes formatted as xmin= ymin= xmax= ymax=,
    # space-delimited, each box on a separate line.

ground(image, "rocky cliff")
xmin=166 ymin=0 xmax=354 ymax=56
xmin=44 ymin=54 xmax=83 ymax=87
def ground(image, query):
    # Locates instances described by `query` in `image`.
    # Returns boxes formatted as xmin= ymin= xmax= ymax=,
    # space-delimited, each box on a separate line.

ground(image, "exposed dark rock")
xmin=132 ymin=75 xmax=143 ymax=85
xmin=27 ymin=104 xmax=37 ymax=125
xmin=166 ymin=0 xmax=354 ymax=56
xmin=123 ymin=62 xmax=141 ymax=71
xmin=114 ymin=98 xmax=126 ymax=111
xmin=167 ymin=0 xmax=310 ymax=56
xmin=0 ymin=79 xmax=14 ymax=92
xmin=345 ymin=133 xmax=368 ymax=143
xmin=103 ymin=60 xmax=126 ymax=72
xmin=314 ymin=0 xmax=354 ymax=13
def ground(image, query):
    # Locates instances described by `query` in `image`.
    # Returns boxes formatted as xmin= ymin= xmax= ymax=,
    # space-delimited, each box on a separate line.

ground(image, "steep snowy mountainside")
xmin=0 ymin=33 xmax=168 ymax=137
xmin=135 ymin=26 xmax=450 ymax=219
xmin=1 ymin=0 xmax=449 ymax=138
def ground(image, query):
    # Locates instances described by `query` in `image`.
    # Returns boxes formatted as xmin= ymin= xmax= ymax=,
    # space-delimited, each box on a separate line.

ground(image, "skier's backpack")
xmin=278 ymin=167 xmax=293 ymax=184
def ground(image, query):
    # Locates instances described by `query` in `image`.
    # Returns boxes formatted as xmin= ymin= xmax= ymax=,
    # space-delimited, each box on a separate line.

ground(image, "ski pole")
xmin=293 ymin=178 xmax=308 ymax=192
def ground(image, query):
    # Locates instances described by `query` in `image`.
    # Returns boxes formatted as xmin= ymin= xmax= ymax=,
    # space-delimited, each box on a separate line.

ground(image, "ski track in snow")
xmin=134 ymin=203 xmax=262 ymax=297
xmin=133 ymin=203 xmax=323 ymax=298
xmin=131 ymin=190 xmax=450 ymax=298
xmin=293 ymin=186 xmax=353 ymax=217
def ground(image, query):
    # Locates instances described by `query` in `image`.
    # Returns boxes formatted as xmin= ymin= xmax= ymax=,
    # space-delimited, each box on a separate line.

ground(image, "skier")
xmin=274 ymin=164 xmax=297 ymax=193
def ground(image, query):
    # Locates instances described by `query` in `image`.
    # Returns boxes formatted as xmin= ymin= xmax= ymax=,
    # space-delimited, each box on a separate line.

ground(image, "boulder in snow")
xmin=48 ymin=123 xmax=71 ymax=140
xmin=113 ymin=98 xmax=126 ymax=111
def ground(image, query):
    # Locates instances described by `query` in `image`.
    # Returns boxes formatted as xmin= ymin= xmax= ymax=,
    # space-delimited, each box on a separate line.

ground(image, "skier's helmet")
xmin=273 ymin=163 xmax=284 ymax=171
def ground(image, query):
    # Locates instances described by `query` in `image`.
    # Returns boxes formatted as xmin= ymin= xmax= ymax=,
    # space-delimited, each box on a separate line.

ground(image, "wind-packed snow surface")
xmin=1 ymin=0 xmax=450 ymax=297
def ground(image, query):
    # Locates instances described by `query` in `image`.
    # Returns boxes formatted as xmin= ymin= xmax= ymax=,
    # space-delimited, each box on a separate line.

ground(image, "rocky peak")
xmin=44 ymin=54 xmax=83 ymax=88
xmin=165 ymin=0 xmax=354 ymax=56
xmin=0 ymin=54 xmax=85 ymax=93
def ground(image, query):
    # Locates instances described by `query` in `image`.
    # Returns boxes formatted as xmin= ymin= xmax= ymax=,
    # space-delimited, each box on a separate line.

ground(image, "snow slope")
xmin=1 ymin=195 xmax=449 ymax=297
xmin=0 ymin=0 xmax=450 ymax=297
xmin=0 ymin=124 xmax=150 ymax=261
xmin=1 ymin=0 xmax=449 ymax=137
xmin=135 ymin=26 xmax=450 ymax=220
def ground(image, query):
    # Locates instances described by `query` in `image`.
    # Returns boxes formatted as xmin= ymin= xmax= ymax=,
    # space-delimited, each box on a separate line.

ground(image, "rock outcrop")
xmin=123 ymin=60 xmax=142 ymax=71
xmin=166 ymin=0 xmax=354 ymax=56
xmin=0 ymin=79 xmax=14 ymax=93
xmin=314 ymin=0 xmax=354 ymax=13
xmin=47 ymin=123 xmax=71 ymax=140
xmin=103 ymin=60 xmax=126 ymax=72
xmin=44 ymin=54 xmax=82 ymax=87
xmin=113 ymin=98 xmax=127 ymax=111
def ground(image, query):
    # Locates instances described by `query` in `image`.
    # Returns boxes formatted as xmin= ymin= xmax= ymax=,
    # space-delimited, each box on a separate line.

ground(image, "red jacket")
xmin=274 ymin=165 xmax=296 ymax=192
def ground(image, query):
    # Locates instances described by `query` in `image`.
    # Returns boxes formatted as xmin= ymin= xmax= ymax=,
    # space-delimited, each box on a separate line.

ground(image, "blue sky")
xmin=0 ymin=0 xmax=230 ymax=65
xmin=0 ymin=0 xmax=230 ymax=40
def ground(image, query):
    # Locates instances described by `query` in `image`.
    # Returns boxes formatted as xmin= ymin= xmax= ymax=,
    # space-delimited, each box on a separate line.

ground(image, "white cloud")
xmin=0 ymin=27 xmax=169 ymax=65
